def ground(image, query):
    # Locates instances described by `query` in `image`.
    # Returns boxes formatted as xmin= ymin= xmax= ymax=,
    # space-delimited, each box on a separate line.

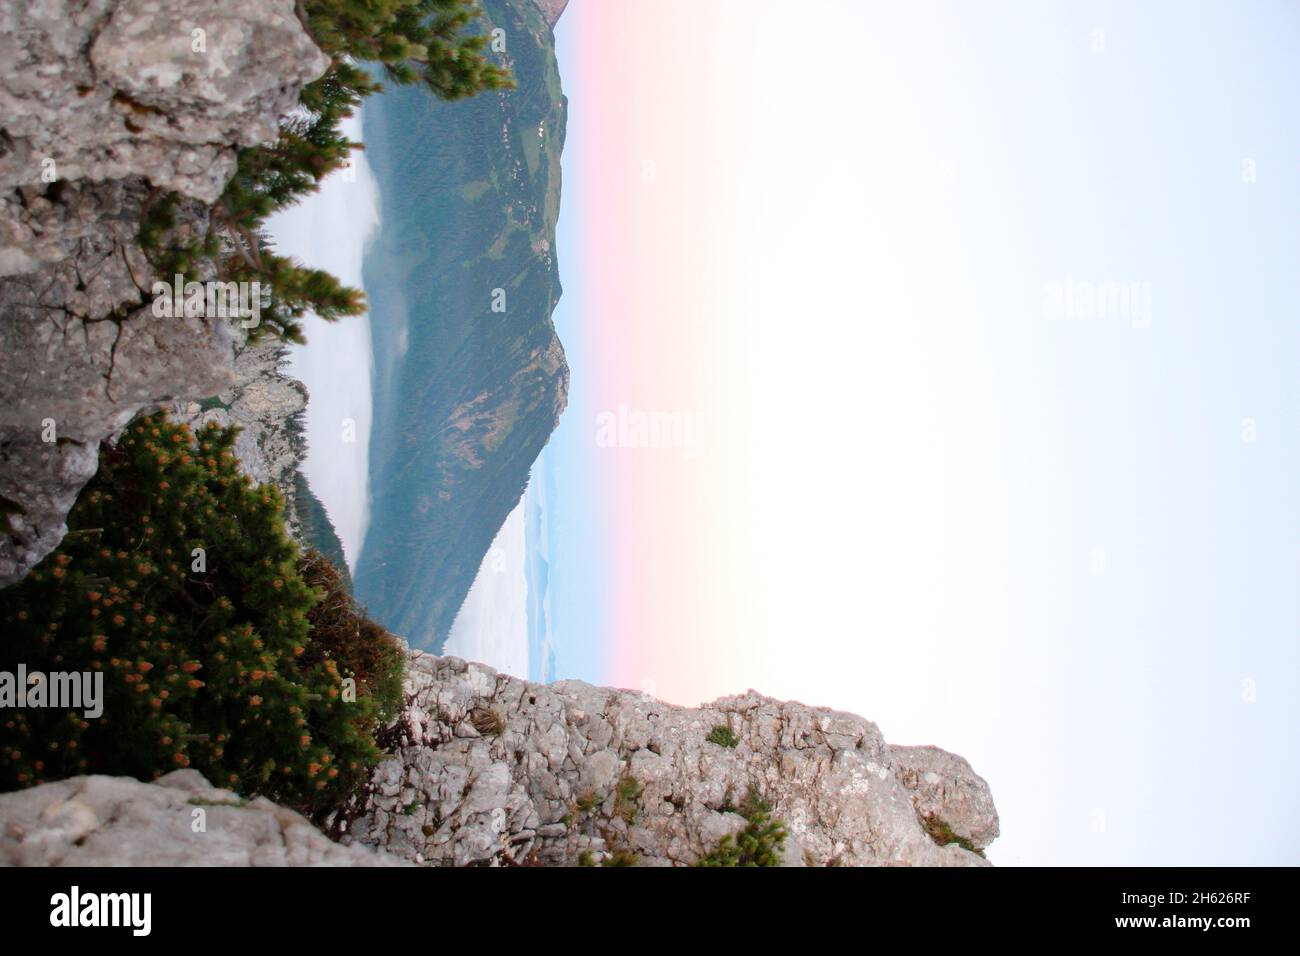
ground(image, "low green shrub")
xmin=0 ymin=414 xmax=398 ymax=821
xmin=296 ymin=549 xmax=404 ymax=725
xmin=921 ymin=813 xmax=985 ymax=857
xmin=697 ymin=789 xmax=788 ymax=867
xmin=706 ymin=725 xmax=738 ymax=748
xmin=614 ymin=775 xmax=642 ymax=824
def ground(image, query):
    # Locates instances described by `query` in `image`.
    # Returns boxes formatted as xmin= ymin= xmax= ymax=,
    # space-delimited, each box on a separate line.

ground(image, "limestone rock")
xmin=0 ymin=770 xmax=406 ymax=866
xmin=889 ymin=744 xmax=1001 ymax=850
xmin=168 ymin=336 xmax=309 ymax=537
xmin=346 ymin=650 xmax=1000 ymax=866
xmin=0 ymin=0 xmax=328 ymax=585
xmin=0 ymin=181 xmax=236 ymax=586
xmin=0 ymin=0 xmax=330 ymax=204
xmin=0 ymin=655 xmax=999 ymax=867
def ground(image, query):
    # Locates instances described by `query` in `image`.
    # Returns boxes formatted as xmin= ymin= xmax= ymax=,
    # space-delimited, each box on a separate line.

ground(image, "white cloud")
xmin=265 ymin=113 xmax=379 ymax=571
xmin=445 ymin=501 xmax=530 ymax=678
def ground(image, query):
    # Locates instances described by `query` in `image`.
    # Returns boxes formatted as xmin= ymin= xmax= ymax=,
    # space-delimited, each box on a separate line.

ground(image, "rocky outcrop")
xmin=890 ymin=744 xmax=1001 ymax=851
xmin=0 ymin=0 xmax=329 ymax=586
xmin=169 ymin=337 xmax=310 ymax=539
xmin=0 ymin=652 xmax=999 ymax=867
xmin=345 ymin=651 xmax=999 ymax=866
xmin=0 ymin=0 xmax=328 ymax=206
xmin=0 ymin=180 xmax=235 ymax=585
xmin=0 ymin=770 xmax=406 ymax=866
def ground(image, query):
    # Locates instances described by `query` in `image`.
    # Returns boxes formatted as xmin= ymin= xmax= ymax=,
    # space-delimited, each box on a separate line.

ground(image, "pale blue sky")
xmin=544 ymin=0 xmax=1300 ymax=865
xmin=282 ymin=0 xmax=1300 ymax=866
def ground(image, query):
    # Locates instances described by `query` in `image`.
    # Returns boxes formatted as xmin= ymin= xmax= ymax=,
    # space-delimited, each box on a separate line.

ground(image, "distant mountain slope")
xmin=294 ymin=473 xmax=354 ymax=593
xmin=532 ymin=0 xmax=569 ymax=27
xmin=354 ymin=0 xmax=568 ymax=650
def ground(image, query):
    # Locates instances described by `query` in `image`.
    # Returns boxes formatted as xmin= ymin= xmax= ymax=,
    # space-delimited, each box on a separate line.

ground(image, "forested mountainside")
xmin=355 ymin=0 xmax=569 ymax=651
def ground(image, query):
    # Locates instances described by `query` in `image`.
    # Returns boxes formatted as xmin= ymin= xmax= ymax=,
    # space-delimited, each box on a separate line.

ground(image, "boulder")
xmin=0 ymin=770 xmax=406 ymax=866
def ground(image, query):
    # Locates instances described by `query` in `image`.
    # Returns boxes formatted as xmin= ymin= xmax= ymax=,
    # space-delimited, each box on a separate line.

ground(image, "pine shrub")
xmin=144 ymin=0 xmax=516 ymax=344
xmin=696 ymin=790 xmax=788 ymax=867
xmin=0 ymin=415 xmax=396 ymax=821
xmin=297 ymin=548 xmax=405 ymax=725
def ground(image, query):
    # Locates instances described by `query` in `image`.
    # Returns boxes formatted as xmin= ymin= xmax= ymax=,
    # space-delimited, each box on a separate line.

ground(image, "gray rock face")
xmin=0 ymin=770 xmax=406 ymax=866
xmin=891 ymin=744 xmax=1001 ymax=850
xmin=0 ymin=180 xmax=236 ymax=585
xmin=0 ymin=0 xmax=328 ymax=585
xmin=0 ymin=0 xmax=329 ymax=204
xmin=346 ymin=651 xmax=999 ymax=866
xmin=168 ymin=336 xmax=310 ymax=538
xmin=0 ymin=656 xmax=998 ymax=867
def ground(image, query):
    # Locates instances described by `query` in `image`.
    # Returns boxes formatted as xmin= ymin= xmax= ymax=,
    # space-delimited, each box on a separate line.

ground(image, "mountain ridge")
xmin=354 ymin=0 xmax=569 ymax=651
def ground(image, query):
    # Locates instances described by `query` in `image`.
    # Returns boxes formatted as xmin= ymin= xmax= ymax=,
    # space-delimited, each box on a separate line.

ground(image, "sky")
xmin=542 ymin=0 xmax=1300 ymax=866
xmin=278 ymin=0 xmax=1300 ymax=867
xmin=444 ymin=499 xmax=530 ymax=674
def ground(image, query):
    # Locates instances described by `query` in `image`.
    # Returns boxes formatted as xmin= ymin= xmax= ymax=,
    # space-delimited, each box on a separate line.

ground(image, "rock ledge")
xmin=0 ymin=770 xmax=405 ymax=866
xmin=346 ymin=651 xmax=999 ymax=866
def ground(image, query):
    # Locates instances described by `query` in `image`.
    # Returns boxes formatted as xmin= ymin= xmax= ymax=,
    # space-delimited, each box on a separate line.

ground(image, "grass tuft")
xmin=706 ymin=725 xmax=739 ymax=748
xmin=920 ymin=813 xmax=985 ymax=857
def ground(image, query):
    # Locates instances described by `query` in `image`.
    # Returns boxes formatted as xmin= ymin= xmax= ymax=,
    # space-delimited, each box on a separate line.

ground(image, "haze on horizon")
xmin=545 ymin=0 xmax=1300 ymax=867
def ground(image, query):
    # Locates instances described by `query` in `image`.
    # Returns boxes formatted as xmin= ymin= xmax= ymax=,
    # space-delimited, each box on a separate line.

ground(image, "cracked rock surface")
xmin=0 ymin=181 xmax=234 ymax=585
xmin=0 ymin=0 xmax=328 ymax=585
xmin=0 ymin=0 xmax=329 ymax=204
xmin=0 ymin=770 xmax=406 ymax=866
xmin=346 ymin=650 xmax=1000 ymax=866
